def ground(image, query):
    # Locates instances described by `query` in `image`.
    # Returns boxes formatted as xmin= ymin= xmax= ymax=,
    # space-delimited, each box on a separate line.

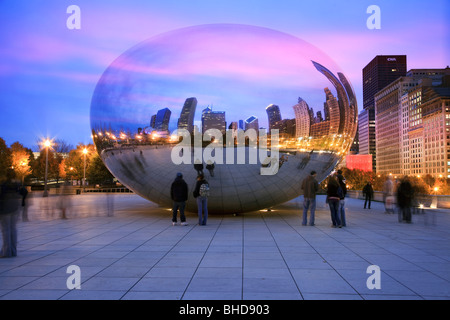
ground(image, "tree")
xmin=86 ymin=153 xmax=114 ymax=185
xmin=0 ymin=137 xmax=12 ymax=181
xmin=53 ymin=139 xmax=74 ymax=153
xmin=10 ymin=141 xmax=33 ymax=184
xmin=32 ymin=148 xmax=63 ymax=183
xmin=64 ymin=143 xmax=96 ymax=185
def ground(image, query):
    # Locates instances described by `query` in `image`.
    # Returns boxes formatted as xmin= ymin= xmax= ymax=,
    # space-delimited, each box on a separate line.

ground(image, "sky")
xmin=0 ymin=0 xmax=448 ymax=150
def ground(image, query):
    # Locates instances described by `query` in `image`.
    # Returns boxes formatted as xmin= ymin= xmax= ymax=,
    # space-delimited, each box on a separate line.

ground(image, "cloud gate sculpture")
xmin=90 ymin=24 xmax=358 ymax=214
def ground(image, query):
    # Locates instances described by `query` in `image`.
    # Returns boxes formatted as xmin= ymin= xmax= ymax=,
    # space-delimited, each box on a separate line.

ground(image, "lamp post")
xmin=83 ymin=147 xmax=88 ymax=192
xmin=42 ymin=139 xmax=51 ymax=197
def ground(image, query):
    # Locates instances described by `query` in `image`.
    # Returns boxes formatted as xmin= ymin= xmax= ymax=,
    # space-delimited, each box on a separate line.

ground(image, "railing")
xmin=83 ymin=187 xmax=133 ymax=193
xmin=347 ymin=190 xmax=450 ymax=209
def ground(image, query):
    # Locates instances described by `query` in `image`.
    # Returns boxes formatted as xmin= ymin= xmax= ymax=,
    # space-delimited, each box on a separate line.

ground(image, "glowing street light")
xmin=42 ymin=139 xmax=52 ymax=197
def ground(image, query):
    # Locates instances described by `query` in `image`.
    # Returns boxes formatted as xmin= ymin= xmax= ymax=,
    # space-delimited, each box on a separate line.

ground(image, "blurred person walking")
xmin=57 ymin=184 xmax=71 ymax=219
xmin=193 ymin=174 xmax=209 ymax=225
xmin=19 ymin=185 xmax=29 ymax=222
xmin=383 ymin=176 xmax=395 ymax=214
xmin=301 ymin=170 xmax=319 ymax=226
xmin=0 ymin=169 xmax=21 ymax=258
xmin=170 ymin=172 xmax=189 ymax=226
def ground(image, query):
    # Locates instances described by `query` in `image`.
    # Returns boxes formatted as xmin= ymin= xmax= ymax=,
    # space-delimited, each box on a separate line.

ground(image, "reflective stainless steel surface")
xmin=90 ymin=24 xmax=357 ymax=213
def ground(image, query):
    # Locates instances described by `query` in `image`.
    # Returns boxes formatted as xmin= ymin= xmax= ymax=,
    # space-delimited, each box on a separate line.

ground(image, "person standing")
xmin=326 ymin=176 xmax=341 ymax=228
xmin=363 ymin=181 xmax=374 ymax=209
xmin=0 ymin=169 xmax=21 ymax=258
xmin=396 ymin=177 xmax=414 ymax=223
xmin=301 ymin=171 xmax=319 ymax=226
xmin=193 ymin=174 xmax=209 ymax=225
xmin=170 ymin=172 xmax=189 ymax=226
xmin=336 ymin=170 xmax=347 ymax=227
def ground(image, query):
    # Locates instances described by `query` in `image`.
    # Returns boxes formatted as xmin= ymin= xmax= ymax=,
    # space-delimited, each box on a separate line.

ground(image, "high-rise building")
xmin=228 ymin=121 xmax=238 ymax=130
xmin=150 ymin=114 xmax=156 ymax=128
xmin=312 ymin=61 xmax=356 ymax=136
xmin=177 ymin=97 xmax=197 ymax=133
xmin=273 ymin=119 xmax=296 ymax=138
xmin=293 ymin=97 xmax=311 ymax=138
xmin=324 ymin=87 xmax=340 ymax=136
xmin=375 ymin=67 xmax=450 ymax=177
xmin=360 ymin=55 xmax=407 ymax=171
xmin=266 ymin=104 xmax=282 ymax=130
xmin=202 ymin=107 xmax=226 ymax=134
xmin=153 ymin=108 xmax=171 ymax=131
xmin=363 ymin=55 xmax=407 ymax=110
xmin=358 ymin=108 xmax=375 ymax=157
xmin=245 ymin=116 xmax=259 ymax=131
xmin=375 ymin=76 xmax=418 ymax=175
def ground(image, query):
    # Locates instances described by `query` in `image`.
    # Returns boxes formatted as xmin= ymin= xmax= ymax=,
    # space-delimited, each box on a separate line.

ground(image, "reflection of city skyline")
xmin=145 ymin=85 xmax=343 ymax=141
xmin=138 ymin=60 xmax=357 ymax=145
xmin=91 ymin=59 xmax=358 ymax=157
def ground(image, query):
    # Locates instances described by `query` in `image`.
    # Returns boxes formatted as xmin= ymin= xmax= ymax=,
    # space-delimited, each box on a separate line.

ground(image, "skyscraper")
xmin=363 ymin=55 xmax=407 ymax=110
xmin=266 ymin=104 xmax=282 ymax=130
xmin=153 ymin=108 xmax=171 ymax=131
xmin=324 ymin=87 xmax=340 ymax=136
xmin=360 ymin=55 xmax=407 ymax=171
xmin=245 ymin=116 xmax=259 ymax=131
xmin=177 ymin=97 xmax=197 ymax=133
xmin=202 ymin=107 xmax=226 ymax=134
xmin=292 ymin=97 xmax=311 ymax=138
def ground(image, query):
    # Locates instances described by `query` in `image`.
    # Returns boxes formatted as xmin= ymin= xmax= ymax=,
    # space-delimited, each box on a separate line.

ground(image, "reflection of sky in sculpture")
xmin=91 ymin=24 xmax=342 ymax=135
xmin=90 ymin=24 xmax=359 ymax=214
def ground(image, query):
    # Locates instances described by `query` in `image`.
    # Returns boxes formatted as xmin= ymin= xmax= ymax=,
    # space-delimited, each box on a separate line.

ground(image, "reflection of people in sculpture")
xmin=194 ymin=159 xmax=204 ymax=176
xmin=298 ymin=153 xmax=310 ymax=169
xmin=279 ymin=154 xmax=288 ymax=168
xmin=206 ymin=160 xmax=215 ymax=177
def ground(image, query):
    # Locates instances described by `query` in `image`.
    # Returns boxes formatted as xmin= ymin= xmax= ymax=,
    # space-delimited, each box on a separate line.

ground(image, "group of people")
xmin=362 ymin=176 xmax=414 ymax=223
xmin=301 ymin=169 xmax=418 ymax=226
xmin=301 ymin=169 xmax=347 ymax=228
xmin=170 ymin=172 xmax=209 ymax=226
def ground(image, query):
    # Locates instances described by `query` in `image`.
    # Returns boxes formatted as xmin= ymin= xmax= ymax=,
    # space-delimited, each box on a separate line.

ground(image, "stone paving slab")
xmin=0 ymin=193 xmax=449 ymax=300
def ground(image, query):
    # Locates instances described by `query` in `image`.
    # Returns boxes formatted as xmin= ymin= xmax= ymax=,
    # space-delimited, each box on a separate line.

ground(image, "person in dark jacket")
xmin=336 ymin=170 xmax=347 ymax=226
xmin=363 ymin=181 xmax=374 ymax=209
xmin=326 ymin=176 xmax=341 ymax=228
xmin=193 ymin=174 xmax=209 ymax=225
xmin=301 ymin=171 xmax=319 ymax=226
xmin=194 ymin=159 xmax=204 ymax=176
xmin=0 ymin=169 xmax=21 ymax=258
xmin=396 ymin=176 xmax=414 ymax=223
xmin=170 ymin=172 xmax=188 ymax=226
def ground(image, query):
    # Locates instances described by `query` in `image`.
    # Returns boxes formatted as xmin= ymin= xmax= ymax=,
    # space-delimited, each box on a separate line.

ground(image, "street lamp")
xmin=42 ymin=139 xmax=52 ymax=197
xmin=83 ymin=147 xmax=88 ymax=192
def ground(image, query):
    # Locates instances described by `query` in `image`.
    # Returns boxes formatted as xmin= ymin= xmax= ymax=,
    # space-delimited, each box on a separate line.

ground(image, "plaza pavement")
xmin=0 ymin=192 xmax=449 ymax=300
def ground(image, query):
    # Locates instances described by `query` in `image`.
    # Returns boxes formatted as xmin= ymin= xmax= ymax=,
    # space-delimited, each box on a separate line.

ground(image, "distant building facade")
xmin=177 ymin=97 xmax=197 ymax=133
xmin=375 ymin=67 xmax=450 ymax=177
xmin=360 ymin=55 xmax=407 ymax=171
xmin=293 ymin=97 xmax=311 ymax=138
